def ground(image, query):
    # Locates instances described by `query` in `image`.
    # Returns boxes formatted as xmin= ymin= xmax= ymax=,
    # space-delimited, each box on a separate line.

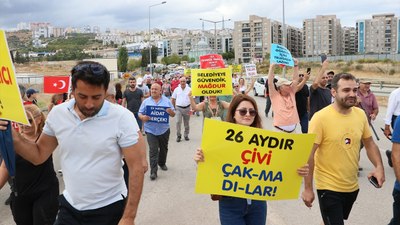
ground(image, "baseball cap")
xmin=359 ymin=79 xmax=372 ymax=84
xmin=26 ymin=88 xmax=39 ymax=96
xmin=137 ymin=77 xmax=143 ymax=85
xmin=275 ymin=77 xmax=292 ymax=87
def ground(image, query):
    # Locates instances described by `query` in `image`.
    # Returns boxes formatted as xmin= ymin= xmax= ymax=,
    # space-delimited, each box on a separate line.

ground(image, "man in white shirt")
xmin=171 ymin=77 xmax=192 ymax=142
xmin=0 ymin=61 xmax=147 ymax=225
xmin=384 ymin=87 xmax=400 ymax=167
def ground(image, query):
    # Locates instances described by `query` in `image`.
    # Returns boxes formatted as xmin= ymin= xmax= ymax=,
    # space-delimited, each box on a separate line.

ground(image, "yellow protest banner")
xmin=195 ymin=118 xmax=315 ymax=201
xmin=191 ymin=68 xmax=232 ymax=96
xmin=229 ymin=64 xmax=242 ymax=74
xmin=0 ymin=30 xmax=28 ymax=125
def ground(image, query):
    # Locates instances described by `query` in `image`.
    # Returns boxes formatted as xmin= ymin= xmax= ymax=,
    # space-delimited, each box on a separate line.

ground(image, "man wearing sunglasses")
xmin=0 ymin=61 xmax=147 ymax=225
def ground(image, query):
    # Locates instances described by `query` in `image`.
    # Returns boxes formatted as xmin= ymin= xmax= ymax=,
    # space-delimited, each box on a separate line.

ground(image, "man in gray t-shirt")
xmin=309 ymin=60 xmax=332 ymax=120
xmin=122 ymin=77 xmax=144 ymax=129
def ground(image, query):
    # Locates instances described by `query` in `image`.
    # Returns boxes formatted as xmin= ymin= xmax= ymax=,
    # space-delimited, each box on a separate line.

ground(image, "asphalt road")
xmin=0 ymin=94 xmax=396 ymax=225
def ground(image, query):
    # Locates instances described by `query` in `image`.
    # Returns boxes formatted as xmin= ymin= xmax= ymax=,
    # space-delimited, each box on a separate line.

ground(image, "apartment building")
xmin=52 ymin=27 xmax=65 ymax=38
xmin=357 ymin=13 xmax=399 ymax=54
xmin=342 ymin=26 xmax=358 ymax=55
xmin=303 ymin=15 xmax=342 ymax=56
xmin=233 ymin=15 xmax=302 ymax=64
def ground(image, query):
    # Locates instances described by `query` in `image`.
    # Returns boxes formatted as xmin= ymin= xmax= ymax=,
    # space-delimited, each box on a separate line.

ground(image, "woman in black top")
xmin=115 ymin=83 xmax=123 ymax=104
xmin=0 ymin=104 xmax=59 ymax=225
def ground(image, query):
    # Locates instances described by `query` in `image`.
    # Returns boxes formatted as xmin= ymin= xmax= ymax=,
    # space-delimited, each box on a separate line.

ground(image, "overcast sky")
xmin=1 ymin=0 xmax=399 ymax=31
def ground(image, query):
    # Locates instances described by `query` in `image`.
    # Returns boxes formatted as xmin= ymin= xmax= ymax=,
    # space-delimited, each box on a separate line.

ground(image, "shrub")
xmin=389 ymin=69 xmax=396 ymax=75
xmin=355 ymin=64 xmax=363 ymax=71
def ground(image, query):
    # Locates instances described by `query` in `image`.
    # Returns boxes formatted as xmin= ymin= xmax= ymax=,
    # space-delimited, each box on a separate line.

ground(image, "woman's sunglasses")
xmin=236 ymin=108 xmax=257 ymax=117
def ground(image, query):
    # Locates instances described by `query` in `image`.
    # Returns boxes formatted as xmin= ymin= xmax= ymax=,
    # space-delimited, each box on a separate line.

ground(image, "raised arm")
xmin=295 ymin=72 xmax=310 ymax=93
xmin=244 ymin=77 xmax=256 ymax=95
xmin=268 ymin=64 xmax=278 ymax=96
xmin=311 ymin=60 xmax=329 ymax=89
xmin=188 ymin=91 xmax=205 ymax=112
xmin=290 ymin=59 xmax=300 ymax=91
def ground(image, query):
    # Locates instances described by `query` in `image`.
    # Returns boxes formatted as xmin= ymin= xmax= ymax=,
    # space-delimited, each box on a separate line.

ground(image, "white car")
xmin=253 ymin=76 xmax=267 ymax=97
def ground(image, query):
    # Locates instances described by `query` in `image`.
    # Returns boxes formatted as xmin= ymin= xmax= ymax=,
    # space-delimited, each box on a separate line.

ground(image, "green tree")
xmin=181 ymin=55 xmax=189 ymax=62
xmin=141 ymin=46 xmax=158 ymax=68
xmin=222 ymin=50 xmax=235 ymax=61
xmin=14 ymin=51 xmax=25 ymax=63
xmin=127 ymin=59 xmax=142 ymax=71
xmin=118 ymin=47 xmax=128 ymax=72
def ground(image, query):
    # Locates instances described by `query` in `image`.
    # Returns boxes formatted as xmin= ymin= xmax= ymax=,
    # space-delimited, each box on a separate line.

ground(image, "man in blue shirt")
xmin=139 ymin=83 xmax=175 ymax=180
xmin=389 ymin=116 xmax=400 ymax=224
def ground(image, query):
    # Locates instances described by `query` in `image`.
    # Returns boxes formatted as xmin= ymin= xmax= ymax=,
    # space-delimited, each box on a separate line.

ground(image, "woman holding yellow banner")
xmin=189 ymin=93 xmax=230 ymax=121
xmin=194 ymin=94 xmax=309 ymax=225
xmin=0 ymin=104 xmax=59 ymax=225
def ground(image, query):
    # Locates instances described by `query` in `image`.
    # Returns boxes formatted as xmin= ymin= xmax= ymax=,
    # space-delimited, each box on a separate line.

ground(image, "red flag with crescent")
xmin=43 ymin=76 xmax=70 ymax=93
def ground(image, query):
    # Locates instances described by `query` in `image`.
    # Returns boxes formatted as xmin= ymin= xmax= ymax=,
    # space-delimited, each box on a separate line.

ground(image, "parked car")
xmin=253 ymin=76 xmax=267 ymax=97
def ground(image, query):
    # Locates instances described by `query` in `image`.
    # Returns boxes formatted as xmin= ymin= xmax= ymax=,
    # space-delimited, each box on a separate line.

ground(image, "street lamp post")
xmin=149 ymin=1 xmax=166 ymax=76
xmin=199 ymin=18 xmax=231 ymax=54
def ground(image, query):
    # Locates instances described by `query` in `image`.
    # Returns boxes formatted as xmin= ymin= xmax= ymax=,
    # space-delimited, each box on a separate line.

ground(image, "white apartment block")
xmin=357 ymin=13 xmax=399 ymax=54
xmin=17 ymin=22 xmax=30 ymax=30
xmin=303 ymin=15 xmax=343 ymax=56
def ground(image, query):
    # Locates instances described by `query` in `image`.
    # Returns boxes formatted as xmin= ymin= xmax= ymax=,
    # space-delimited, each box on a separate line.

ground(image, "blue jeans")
xmin=388 ymin=188 xmax=400 ymax=225
xmin=299 ymin=112 xmax=309 ymax=133
xmin=219 ymin=197 xmax=267 ymax=225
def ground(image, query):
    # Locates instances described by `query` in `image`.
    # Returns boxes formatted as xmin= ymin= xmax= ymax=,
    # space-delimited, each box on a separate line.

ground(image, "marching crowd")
xmin=0 ymin=58 xmax=399 ymax=225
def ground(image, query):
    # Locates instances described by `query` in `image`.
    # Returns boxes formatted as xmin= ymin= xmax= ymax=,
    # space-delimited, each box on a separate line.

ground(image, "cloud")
xmin=0 ymin=0 xmax=398 ymax=30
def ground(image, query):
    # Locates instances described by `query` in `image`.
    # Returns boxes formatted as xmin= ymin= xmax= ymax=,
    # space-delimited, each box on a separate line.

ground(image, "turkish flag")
xmin=43 ymin=76 xmax=70 ymax=93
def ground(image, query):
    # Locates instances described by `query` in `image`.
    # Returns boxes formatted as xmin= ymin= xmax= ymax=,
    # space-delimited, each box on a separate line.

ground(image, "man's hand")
xmin=301 ymin=189 xmax=315 ymax=208
xmin=166 ymin=108 xmax=174 ymax=115
xmin=140 ymin=115 xmax=150 ymax=122
xmin=384 ymin=125 xmax=392 ymax=139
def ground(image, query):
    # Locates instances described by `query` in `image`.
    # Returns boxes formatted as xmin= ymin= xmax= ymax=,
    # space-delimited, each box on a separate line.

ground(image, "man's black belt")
xmin=177 ymin=105 xmax=190 ymax=108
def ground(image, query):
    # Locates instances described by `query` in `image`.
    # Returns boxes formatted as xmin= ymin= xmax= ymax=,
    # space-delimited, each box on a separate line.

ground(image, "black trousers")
xmin=146 ymin=129 xmax=170 ymax=174
xmin=317 ymin=189 xmax=359 ymax=225
xmin=54 ymin=195 xmax=125 ymax=225
xmin=10 ymin=185 xmax=59 ymax=225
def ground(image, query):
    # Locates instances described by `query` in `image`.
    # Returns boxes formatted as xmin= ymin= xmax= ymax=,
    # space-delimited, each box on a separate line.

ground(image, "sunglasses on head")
xmin=72 ymin=63 xmax=106 ymax=76
xmin=237 ymin=108 xmax=257 ymax=117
